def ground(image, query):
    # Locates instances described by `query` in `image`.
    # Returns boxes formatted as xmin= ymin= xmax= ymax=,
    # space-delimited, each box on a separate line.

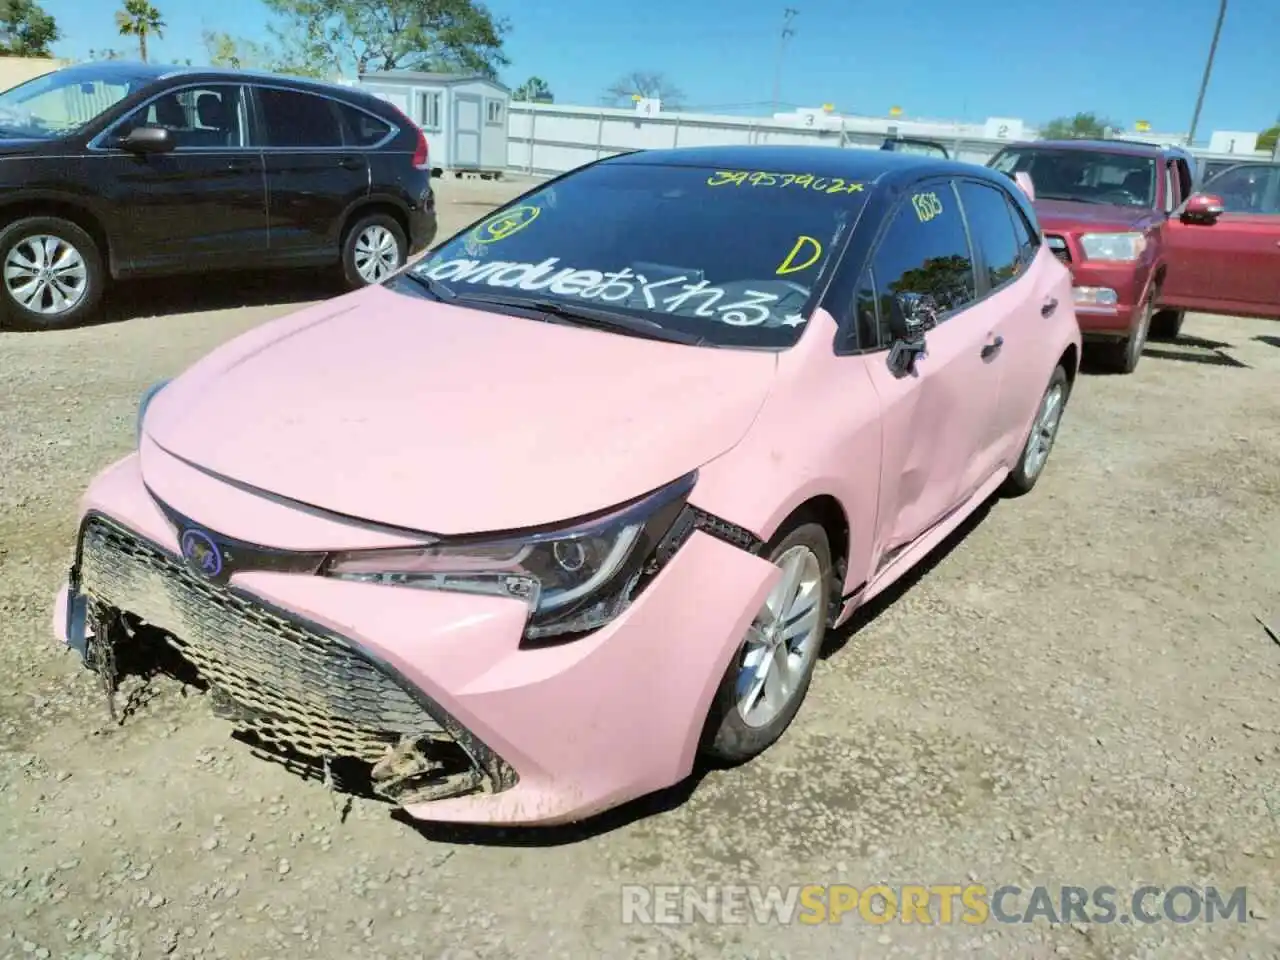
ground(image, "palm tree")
xmin=114 ymin=0 xmax=164 ymax=63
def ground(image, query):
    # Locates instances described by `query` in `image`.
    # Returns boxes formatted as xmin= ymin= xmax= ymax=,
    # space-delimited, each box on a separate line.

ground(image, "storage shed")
xmin=357 ymin=70 xmax=510 ymax=177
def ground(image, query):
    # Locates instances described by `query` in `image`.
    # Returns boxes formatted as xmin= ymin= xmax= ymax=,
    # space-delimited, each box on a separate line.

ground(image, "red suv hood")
xmin=1034 ymin=198 xmax=1161 ymax=234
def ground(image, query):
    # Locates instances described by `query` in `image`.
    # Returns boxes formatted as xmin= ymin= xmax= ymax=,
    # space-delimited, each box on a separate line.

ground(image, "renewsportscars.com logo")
xmin=620 ymin=884 xmax=1251 ymax=926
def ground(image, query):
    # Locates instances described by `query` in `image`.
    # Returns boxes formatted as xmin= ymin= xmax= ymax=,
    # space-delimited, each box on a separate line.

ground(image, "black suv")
xmin=0 ymin=61 xmax=439 ymax=329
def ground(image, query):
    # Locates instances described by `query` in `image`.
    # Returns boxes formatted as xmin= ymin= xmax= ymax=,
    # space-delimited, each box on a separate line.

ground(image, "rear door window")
xmin=255 ymin=87 xmax=343 ymax=148
xmin=956 ymin=180 xmax=1022 ymax=291
xmin=868 ymin=180 xmax=976 ymax=343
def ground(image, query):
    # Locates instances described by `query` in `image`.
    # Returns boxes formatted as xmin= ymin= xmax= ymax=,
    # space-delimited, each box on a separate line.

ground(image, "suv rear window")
xmin=991 ymin=147 xmax=1157 ymax=208
xmin=338 ymin=103 xmax=392 ymax=146
xmin=256 ymin=87 xmax=342 ymax=147
xmin=400 ymin=161 xmax=869 ymax=348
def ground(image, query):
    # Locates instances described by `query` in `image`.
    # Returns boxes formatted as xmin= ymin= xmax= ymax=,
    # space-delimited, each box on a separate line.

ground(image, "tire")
xmin=700 ymin=522 xmax=833 ymax=764
xmin=0 ymin=217 xmax=105 ymax=331
xmin=1149 ymin=308 xmax=1184 ymax=342
xmin=1098 ymin=293 xmax=1152 ymax=374
xmin=1002 ymin=365 xmax=1071 ymax=496
xmin=341 ymin=213 xmax=407 ymax=289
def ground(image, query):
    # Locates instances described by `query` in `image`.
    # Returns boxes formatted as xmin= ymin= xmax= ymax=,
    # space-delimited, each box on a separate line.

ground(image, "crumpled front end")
xmin=53 ymin=452 xmax=779 ymax=825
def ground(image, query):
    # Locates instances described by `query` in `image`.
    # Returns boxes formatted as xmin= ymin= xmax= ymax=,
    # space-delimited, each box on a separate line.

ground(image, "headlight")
xmin=1079 ymin=232 xmax=1147 ymax=261
xmin=323 ymin=472 xmax=696 ymax=641
xmin=136 ymin=379 xmax=170 ymax=445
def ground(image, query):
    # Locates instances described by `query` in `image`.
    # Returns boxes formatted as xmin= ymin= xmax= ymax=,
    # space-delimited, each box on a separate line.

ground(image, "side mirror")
xmin=1182 ymin=192 xmax=1224 ymax=223
xmin=1014 ymin=171 xmax=1036 ymax=201
xmin=120 ymin=125 xmax=174 ymax=154
xmin=430 ymin=166 xmax=443 ymax=178
xmin=886 ymin=292 xmax=938 ymax=377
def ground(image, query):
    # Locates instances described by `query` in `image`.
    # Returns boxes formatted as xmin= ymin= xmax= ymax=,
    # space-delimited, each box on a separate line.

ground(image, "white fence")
xmin=504 ymin=103 xmax=1277 ymax=177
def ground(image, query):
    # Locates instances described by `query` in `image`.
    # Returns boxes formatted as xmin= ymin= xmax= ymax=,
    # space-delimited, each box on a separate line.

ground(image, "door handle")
xmin=225 ymin=159 xmax=252 ymax=172
xmin=1041 ymin=297 xmax=1058 ymax=317
xmin=980 ymin=336 xmax=1004 ymax=360
xmin=339 ymin=157 xmax=364 ymax=171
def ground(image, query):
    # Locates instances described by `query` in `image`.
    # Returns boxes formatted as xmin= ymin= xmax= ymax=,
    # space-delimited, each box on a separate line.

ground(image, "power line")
xmin=770 ymin=8 xmax=798 ymax=117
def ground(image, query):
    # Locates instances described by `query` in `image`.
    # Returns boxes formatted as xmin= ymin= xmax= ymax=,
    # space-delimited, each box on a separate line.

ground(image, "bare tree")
xmin=603 ymin=71 xmax=684 ymax=110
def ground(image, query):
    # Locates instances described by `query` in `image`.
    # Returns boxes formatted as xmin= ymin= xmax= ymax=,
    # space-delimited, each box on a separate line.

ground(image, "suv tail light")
xmin=411 ymin=127 xmax=429 ymax=170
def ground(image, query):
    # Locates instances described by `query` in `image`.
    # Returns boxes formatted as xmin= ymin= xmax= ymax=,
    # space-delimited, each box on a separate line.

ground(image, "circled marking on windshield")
xmin=470 ymin=205 xmax=541 ymax=244
xmin=777 ymin=235 xmax=823 ymax=275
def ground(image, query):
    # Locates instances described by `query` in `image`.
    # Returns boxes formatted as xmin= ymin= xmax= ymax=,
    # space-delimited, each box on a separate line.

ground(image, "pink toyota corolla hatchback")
xmin=54 ymin=145 xmax=1081 ymax=826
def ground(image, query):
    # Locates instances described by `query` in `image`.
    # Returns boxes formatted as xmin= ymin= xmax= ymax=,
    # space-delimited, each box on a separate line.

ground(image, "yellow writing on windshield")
xmin=776 ymin=236 xmax=823 ymax=275
xmin=706 ymin=170 xmax=865 ymax=195
xmin=470 ymin=205 xmax=541 ymax=244
xmin=911 ymin=192 xmax=944 ymax=223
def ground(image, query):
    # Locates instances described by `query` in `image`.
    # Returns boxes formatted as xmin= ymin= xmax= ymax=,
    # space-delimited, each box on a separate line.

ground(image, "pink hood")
xmin=143 ymin=286 xmax=778 ymax=535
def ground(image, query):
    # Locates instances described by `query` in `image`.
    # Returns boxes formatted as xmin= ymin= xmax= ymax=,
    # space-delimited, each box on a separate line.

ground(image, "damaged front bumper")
xmin=52 ymin=453 xmax=778 ymax=826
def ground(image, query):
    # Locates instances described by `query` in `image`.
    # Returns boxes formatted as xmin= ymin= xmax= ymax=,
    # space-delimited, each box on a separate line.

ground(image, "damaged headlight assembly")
xmin=323 ymin=472 xmax=698 ymax=641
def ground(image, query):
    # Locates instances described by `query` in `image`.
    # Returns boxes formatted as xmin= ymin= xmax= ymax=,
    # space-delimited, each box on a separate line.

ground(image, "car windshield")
xmin=0 ymin=65 xmax=155 ymax=139
xmin=990 ymin=147 xmax=1157 ymax=208
xmin=392 ymin=160 xmax=869 ymax=348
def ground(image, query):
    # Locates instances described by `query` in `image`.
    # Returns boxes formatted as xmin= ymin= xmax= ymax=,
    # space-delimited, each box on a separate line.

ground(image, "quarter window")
xmin=869 ymin=181 xmax=976 ymax=343
xmin=337 ymin=103 xmax=392 ymax=146
xmin=956 ymin=181 xmax=1022 ymax=290
xmin=117 ymin=85 xmax=247 ymax=149
xmin=255 ymin=88 xmax=343 ymax=148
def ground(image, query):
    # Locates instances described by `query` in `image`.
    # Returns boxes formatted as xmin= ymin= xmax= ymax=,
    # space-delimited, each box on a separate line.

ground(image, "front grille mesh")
xmin=1045 ymin=234 xmax=1072 ymax=264
xmin=78 ymin=518 xmax=445 ymax=764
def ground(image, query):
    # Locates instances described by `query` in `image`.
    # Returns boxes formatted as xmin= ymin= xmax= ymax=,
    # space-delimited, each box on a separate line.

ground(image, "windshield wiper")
xmin=397 ymin=271 xmax=456 ymax=301
xmin=451 ymin=293 xmax=708 ymax=346
xmin=1037 ymin=193 xmax=1108 ymax=205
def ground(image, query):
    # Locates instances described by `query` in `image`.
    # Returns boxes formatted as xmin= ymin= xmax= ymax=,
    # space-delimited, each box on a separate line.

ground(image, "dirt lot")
xmin=2 ymin=175 xmax=1280 ymax=959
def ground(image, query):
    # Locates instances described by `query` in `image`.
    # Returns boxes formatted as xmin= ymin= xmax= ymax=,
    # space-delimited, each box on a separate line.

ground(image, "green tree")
xmin=603 ymin=70 xmax=683 ymax=110
xmin=202 ymin=29 xmax=271 ymax=70
xmin=264 ymin=0 xmax=509 ymax=79
xmin=889 ymin=255 xmax=975 ymax=313
xmin=1039 ymin=111 xmax=1117 ymax=140
xmin=1258 ymin=124 xmax=1279 ymax=155
xmin=0 ymin=0 xmax=60 ymax=57
xmin=114 ymin=0 xmax=165 ymax=63
xmin=513 ymin=75 xmax=552 ymax=103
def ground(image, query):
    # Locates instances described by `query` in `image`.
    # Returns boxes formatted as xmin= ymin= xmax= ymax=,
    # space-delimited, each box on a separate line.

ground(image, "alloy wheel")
xmin=1023 ymin=382 xmax=1066 ymax=480
xmin=736 ymin=545 xmax=825 ymax=729
xmin=4 ymin=234 xmax=89 ymax=316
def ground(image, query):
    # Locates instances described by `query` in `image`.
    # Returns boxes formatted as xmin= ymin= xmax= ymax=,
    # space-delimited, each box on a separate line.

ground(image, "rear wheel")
xmin=1149 ymin=308 xmax=1184 ymax=342
xmin=0 ymin=216 xmax=105 ymax=330
xmin=1002 ymin=365 xmax=1071 ymax=496
xmin=341 ymin=213 xmax=406 ymax=289
xmin=700 ymin=522 xmax=832 ymax=764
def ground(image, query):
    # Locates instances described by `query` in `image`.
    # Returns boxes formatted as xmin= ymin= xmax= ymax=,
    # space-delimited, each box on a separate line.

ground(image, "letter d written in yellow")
xmin=776 ymin=236 xmax=822 ymax=275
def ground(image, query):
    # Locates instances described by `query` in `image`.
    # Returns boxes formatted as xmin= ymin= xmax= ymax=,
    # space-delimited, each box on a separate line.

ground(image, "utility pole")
xmin=771 ymin=8 xmax=798 ymax=117
xmin=1185 ymin=0 xmax=1227 ymax=147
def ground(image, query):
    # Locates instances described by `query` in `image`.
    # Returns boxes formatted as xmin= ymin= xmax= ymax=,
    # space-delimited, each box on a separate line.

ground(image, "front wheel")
xmin=0 ymin=217 xmax=105 ymax=331
xmin=700 ymin=522 xmax=833 ymax=764
xmin=341 ymin=214 xmax=407 ymax=289
xmin=1002 ymin=365 xmax=1071 ymax=496
xmin=1098 ymin=295 xmax=1152 ymax=374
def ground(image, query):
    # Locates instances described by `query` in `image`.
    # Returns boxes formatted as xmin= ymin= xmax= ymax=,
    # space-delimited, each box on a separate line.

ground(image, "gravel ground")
xmin=2 ymin=176 xmax=1280 ymax=959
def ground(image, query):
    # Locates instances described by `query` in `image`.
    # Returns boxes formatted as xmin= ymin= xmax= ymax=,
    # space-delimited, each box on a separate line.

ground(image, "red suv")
xmin=988 ymin=139 xmax=1196 ymax=373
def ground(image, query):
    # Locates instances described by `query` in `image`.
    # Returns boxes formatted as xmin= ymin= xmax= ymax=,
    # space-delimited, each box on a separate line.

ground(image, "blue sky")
xmin=41 ymin=0 xmax=1280 ymax=135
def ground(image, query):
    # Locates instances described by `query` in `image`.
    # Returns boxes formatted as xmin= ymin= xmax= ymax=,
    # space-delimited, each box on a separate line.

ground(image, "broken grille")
xmin=1045 ymin=234 xmax=1071 ymax=264
xmin=77 ymin=517 xmax=453 ymax=767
